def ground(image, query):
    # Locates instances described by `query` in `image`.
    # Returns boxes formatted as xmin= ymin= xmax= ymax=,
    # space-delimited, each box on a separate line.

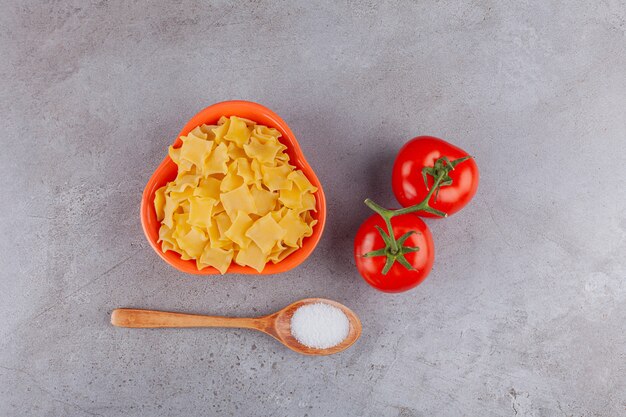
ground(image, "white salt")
xmin=290 ymin=303 xmax=350 ymax=349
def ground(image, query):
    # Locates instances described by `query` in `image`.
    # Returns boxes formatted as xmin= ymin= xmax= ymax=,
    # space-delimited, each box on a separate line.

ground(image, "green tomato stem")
xmin=391 ymin=172 xmax=448 ymax=217
xmin=363 ymin=170 xmax=447 ymax=256
xmin=363 ymin=199 xmax=399 ymax=253
xmin=361 ymin=155 xmax=472 ymax=274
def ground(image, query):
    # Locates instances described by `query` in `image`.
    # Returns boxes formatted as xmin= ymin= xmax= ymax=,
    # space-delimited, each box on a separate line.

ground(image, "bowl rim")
xmin=140 ymin=100 xmax=327 ymax=275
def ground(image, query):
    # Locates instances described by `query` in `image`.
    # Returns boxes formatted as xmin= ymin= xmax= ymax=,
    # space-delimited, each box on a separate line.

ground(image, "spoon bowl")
xmin=111 ymin=298 xmax=361 ymax=356
xmin=268 ymin=298 xmax=362 ymax=356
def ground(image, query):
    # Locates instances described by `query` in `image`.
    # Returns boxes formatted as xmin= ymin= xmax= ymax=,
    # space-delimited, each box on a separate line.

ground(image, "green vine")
xmin=362 ymin=156 xmax=471 ymax=274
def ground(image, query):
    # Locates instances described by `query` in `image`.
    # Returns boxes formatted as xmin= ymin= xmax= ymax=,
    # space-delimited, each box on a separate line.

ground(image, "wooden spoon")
xmin=111 ymin=298 xmax=361 ymax=356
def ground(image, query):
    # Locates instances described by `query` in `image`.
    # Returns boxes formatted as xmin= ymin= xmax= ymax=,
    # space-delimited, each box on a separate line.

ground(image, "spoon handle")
xmin=111 ymin=308 xmax=265 ymax=330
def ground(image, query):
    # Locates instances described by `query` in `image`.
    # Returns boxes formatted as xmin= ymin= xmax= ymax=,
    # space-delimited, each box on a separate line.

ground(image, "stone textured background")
xmin=1 ymin=1 xmax=625 ymax=416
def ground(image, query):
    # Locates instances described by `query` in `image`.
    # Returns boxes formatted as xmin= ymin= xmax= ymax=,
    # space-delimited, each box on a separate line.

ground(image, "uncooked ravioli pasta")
xmin=154 ymin=116 xmax=318 ymax=273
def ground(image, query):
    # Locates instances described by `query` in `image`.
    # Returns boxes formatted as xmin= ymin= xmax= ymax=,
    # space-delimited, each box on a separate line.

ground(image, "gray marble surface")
xmin=1 ymin=1 xmax=625 ymax=416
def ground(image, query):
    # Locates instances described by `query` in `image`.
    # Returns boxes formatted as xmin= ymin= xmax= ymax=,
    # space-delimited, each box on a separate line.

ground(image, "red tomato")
xmin=354 ymin=212 xmax=434 ymax=293
xmin=392 ymin=136 xmax=479 ymax=217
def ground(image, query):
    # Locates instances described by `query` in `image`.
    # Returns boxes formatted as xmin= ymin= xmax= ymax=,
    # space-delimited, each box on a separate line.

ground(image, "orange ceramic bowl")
xmin=141 ymin=101 xmax=326 ymax=275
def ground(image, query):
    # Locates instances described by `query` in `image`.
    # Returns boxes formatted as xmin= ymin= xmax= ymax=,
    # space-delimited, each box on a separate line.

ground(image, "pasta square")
xmin=180 ymin=136 xmax=213 ymax=168
xmin=244 ymin=137 xmax=283 ymax=164
xmin=220 ymin=184 xmax=257 ymax=220
xmin=278 ymin=185 xmax=302 ymax=210
xmin=194 ymin=177 xmax=221 ymax=200
xmin=203 ymin=142 xmax=229 ymax=175
xmin=279 ymin=209 xmax=311 ymax=247
xmin=177 ymin=226 xmax=207 ymax=259
xmin=235 ymin=242 xmax=266 ymax=273
xmin=261 ymin=164 xmax=293 ymax=191
xmin=225 ymin=211 xmax=254 ymax=248
xmin=251 ymin=187 xmax=278 ymax=216
xmin=188 ymin=196 xmax=217 ymax=228
xmin=289 ymin=170 xmax=318 ymax=193
xmin=154 ymin=186 xmax=166 ymax=221
xmin=245 ymin=213 xmax=287 ymax=254
xmin=224 ymin=116 xmax=252 ymax=147
xmin=199 ymin=247 xmax=234 ymax=274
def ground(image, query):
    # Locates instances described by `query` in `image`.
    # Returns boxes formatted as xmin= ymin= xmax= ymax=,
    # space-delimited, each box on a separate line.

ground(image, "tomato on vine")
xmin=392 ymin=136 xmax=479 ymax=217
xmin=354 ymin=136 xmax=478 ymax=292
xmin=354 ymin=212 xmax=434 ymax=293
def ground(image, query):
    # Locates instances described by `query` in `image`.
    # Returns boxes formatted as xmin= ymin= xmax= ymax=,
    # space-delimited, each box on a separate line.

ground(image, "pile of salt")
xmin=290 ymin=303 xmax=350 ymax=349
